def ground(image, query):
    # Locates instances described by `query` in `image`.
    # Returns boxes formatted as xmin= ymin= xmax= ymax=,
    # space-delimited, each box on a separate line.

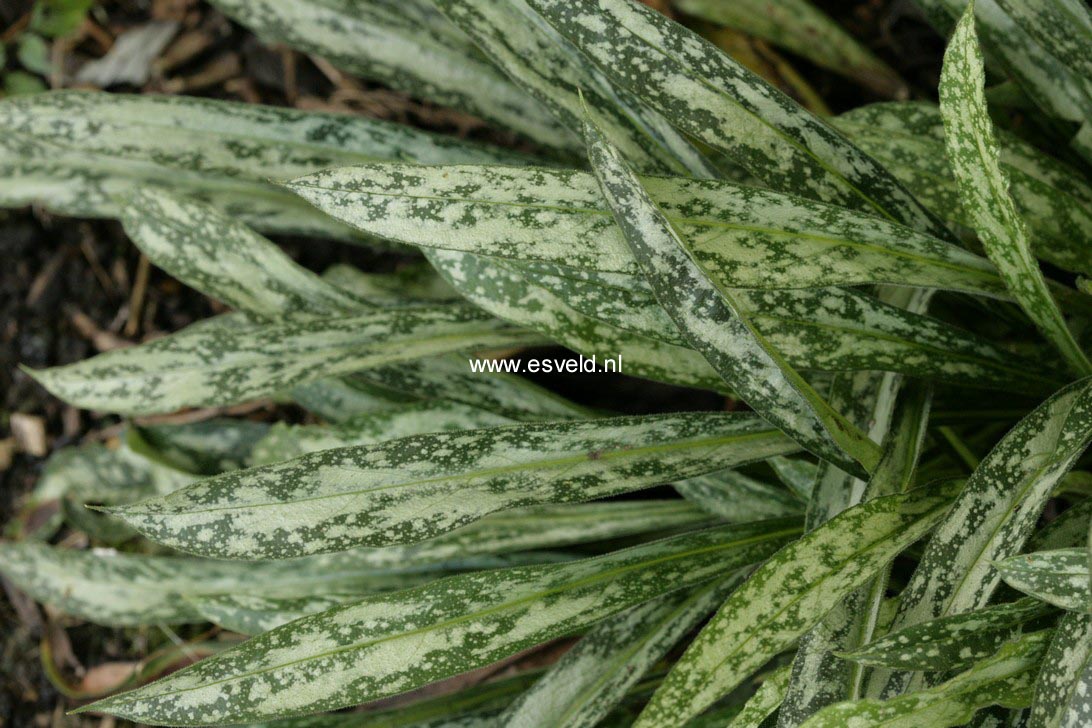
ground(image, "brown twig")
xmin=125 ymin=254 xmax=151 ymax=337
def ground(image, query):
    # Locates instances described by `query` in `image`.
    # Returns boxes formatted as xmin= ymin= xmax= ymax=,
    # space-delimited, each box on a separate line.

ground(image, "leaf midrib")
xmin=99 ymin=526 xmax=802 ymax=711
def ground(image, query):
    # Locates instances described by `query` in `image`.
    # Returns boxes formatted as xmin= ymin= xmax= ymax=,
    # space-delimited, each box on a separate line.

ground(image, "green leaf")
xmin=916 ymin=0 xmax=1092 ymax=150
xmin=801 ymin=631 xmax=1051 ymax=728
xmin=239 ymin=669 xmax=546 ymax=728
xmin=584 ymin=113 xmax=879 ymax=476
xmin=769 ymin=456 xmax=819 ymax=501
xmin=0 ymin=542 xmax=457 ymax=627
xmin=431 ymin=0 xmax=715 ymax=177
xmin=120 ymin=190 xmax=370 ymax=318
xmin=190 ymin=594 xmax=381 ymax=636
xmin=294 ymin=354 xmax=592 ymax=424
xmin=1029 ymin=610 xmax=1092 ymax=728
xmin=995 ymin=0 xmax=1092 ymax=81
xmin=16 ymin=34 xmax=52 ymax=76
xmin=780 ymin=383 xmax=934 ymax=724
xmin=840 ymin=598 xmax=1054 ymax=671
xmin=727 ymin=666 xmax=792 ymax=728
xmin=674 ymin=0 xmax=906 ymax=96
xmin=879 ymin=378 xmax=1092 ymax=696
xmin=0 ymin=91 xmax=528 ymax=239
xmin=939 ymin=4 xmax=1091 ymax=376
xmin=286 ymin=163 xmax=1004 ymax=297
xmin=249 ymin=402 xmax=512 ymax=465
xmin=500 ymin=578 xmax=737 ymax=728
xmin=108 ymin=412 xmax=798 ymax=558
xmin=27 ymin=305 xmax=541 ymax=415
xmin=523 ymin=0 xmax=950 ymax=236
xmin=1030 ymin=500 xmax=1092 ymax=551
xmin=205 ymin=0 xmax=576 ymax=151
xmin=330 ymin=500 xmax=720 ymax=571
xmin=835 ymin=102 xmax=1092 ymax=276
xmin=674 ymin=468 xmax=805 ymax=522
xmin=425 ymin=247 xmax=1055 ymax=399
xmin=79 ymin=520 xmax=801 ymax=725
xmin=633 ymin=479 xmax=960 ymax=726
xmin=996 ymin=550 xmax=1091 ymax=612
xmin=134 ymin=418 xmax=271 ymax=475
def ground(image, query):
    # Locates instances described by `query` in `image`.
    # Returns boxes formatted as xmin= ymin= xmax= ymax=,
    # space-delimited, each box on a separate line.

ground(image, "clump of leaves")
xmin=2 ymin=0 xmax=1092 ymax=726
xmin=0 ymin=0 xmax=91 ymax=96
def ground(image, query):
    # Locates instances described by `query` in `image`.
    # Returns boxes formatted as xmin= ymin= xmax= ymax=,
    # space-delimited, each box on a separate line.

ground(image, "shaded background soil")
xmin=0 ymin=1 xmax=946 ymax=724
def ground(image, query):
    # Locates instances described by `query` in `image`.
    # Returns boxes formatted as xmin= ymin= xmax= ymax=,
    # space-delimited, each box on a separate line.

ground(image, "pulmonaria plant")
xmin=3 ymin=0 xmax=1092 ymax=726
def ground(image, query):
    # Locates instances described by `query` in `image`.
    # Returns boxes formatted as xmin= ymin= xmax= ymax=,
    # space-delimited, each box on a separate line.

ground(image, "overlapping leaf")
xmin=840 ymin=598 xmax=1053 ymax=671
xmin=878 ymin=378 xmax=1092 ymax=696
xmin=27 ymin=305 xmax=540 ymax=415
xmin=80 ymin=520 xmax=801 ymax=725
xmin=674 ymin=468 xmax=805 ymax=523
xmin=287 ymin=163 xmax=1004 ymax=297
xmin=423 ymin=249 xmax=1056 ymax=396
xmin=248 ymin=402 xmax=511 ymax=466
xmin=523 ymin=0 xmax=949 ymax=236
xmin=206 ymin=0 xmax=576 ymax=151
xmin=120 ymin=190 xmax=369 ymax=317
xmin=802 ymin=631 xmax=1050 ymax=727
xmin=633 ymin=480 xmax=960 ymax=726
xmin=134 ymin=418 xmax=270 ymax=475
xmin=500 ymin=578 xmax=736 ymax=728
xmin=586 ymin=113 xmax=879 ymax=475
xmin=939 ymin=4 xmax=1091 ymax=375
xmin=835 ymin=102 xmax=1092 ymax=276
xmin=1029 ymin=611 xmax=1092 ymax=728
xmin=431 ymin=0 xmax=715 ymax=176
xmin=0 ymin=542 xmax=456 ymax=627
xmin=107 ymin=412 xmax=798 ymax=558
xmin=674 ymin=0 xmax=906 ymax=96
xmin=0 ymin=91 xmax=528 ymax=238
xmin=997 ymin=550 xmax=1091 ymax=612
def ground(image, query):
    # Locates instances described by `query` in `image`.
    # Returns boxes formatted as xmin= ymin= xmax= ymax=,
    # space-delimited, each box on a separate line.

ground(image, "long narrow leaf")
xmin=0 ymin=91 xmax=528 ymax=239
xmin=997 ymin=550 xmax=1091 ymax=612
xmin=802 ymin=631 xmax=1050 ymax=728
xmin=674 ymin=0 xmax=905 ymax=96
xmin=840 ymin=598 xmax=1053 ymax=671
xmin=835 ymin=102 xmax=1092 ymax=276
xmin=1030 ymin=611 xmax=1092 ymax=728
xmin=27 ymin=306 xmax=540 ymax=415
xmin=287 ymin=163 xmax=1003 ymax=297
xmin=523 ymin=0 xmax=950 ymax=236
xmin=633 ymin=480 xmax=960 ymax=726
xmin=79 ymin=520 xmax=801 ymax=725
xmin=205 ymin=0 xmax=576 ymax=151
xmin=501 ymin=578 xmax=736 ymax=728
xmin=939 ymin=4 xmax=1091 ymax=375
xmin=878 ymin=378 xmax=1092 ymax=696
xmin=109 ymin=412 xmax=798 ymax=558
xmin=584 ymin=114 xmax=879 ymax=475
xmin=432 ymin=0 xmax=715 ymax=176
